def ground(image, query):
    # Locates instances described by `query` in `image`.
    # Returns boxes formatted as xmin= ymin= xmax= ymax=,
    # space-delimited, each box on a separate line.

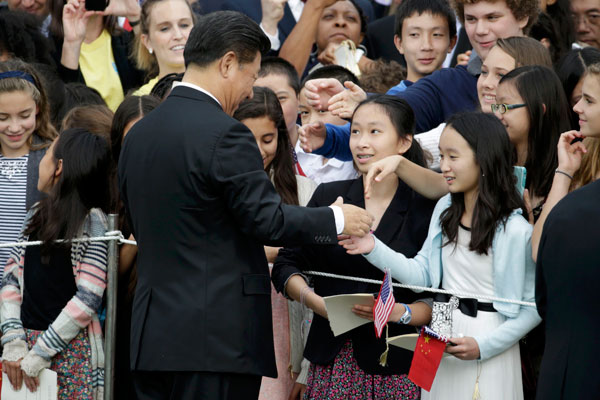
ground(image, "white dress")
xmin=422 ymin=226 xmax=523 ymax=400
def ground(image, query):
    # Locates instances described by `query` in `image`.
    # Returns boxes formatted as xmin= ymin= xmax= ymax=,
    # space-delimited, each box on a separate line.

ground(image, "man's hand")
xmin=3 ymin=359 xmax=24 ymax=391
xmin=332 ymin=197 xmax=373 ymax=237
xmin=328 ymin=81 xmax=367 ymax=119
xmin=299 ymin=122 xmax=326 ymax=153
xmin=261 ymin=0 xmax=287 ymax=35
xmin=303 ymin=78 xmax=345 ymax=110
xmin=446 ymin=336 xmax=480 ymax=360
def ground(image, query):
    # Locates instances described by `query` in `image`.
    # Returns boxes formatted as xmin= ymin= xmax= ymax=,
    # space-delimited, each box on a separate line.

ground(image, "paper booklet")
xmin=323 ymin=293 xmax=375 ymax=336
xmin=387 ymin=333 xmax=451 ymax=358
xmin=1 ymin=369 xmax=58 ymax=400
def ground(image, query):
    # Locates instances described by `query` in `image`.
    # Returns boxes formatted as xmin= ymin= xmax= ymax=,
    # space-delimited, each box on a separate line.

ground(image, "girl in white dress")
xmin=341 ymin=112 xmax=541 ymax=400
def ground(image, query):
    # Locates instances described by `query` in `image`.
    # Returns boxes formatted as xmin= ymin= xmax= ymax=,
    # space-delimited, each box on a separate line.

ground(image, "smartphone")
xmin=514 ymin=166 xmax=527 ymax=196
xmin=86 ymin=0 xmax=107 ymax=11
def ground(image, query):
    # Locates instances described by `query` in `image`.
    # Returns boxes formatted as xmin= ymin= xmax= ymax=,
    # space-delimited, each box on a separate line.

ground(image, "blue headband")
xmin=0 ymin=71 xmax=36 ymax=85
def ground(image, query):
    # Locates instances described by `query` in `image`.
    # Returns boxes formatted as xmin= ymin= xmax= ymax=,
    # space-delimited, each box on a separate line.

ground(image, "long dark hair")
xmin=234 ymin=86 xmax=299 ymax=205
xmin=499 ymin=65 xmax=570 ymax=200
xmin=26 ymin=128 xmax=112 ymax=255
xmin=440 ymin=112 xmax=525 ymax=255
xmin=353 ymin=95 xmax=427 ymax=167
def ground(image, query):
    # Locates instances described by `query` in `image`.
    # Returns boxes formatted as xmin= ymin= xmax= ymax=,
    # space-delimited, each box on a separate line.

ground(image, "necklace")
xmin=0 ymin=156 xmax=28 ymax=181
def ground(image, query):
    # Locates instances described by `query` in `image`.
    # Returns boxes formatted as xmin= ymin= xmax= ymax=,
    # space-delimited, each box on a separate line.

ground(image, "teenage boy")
xmin=388 ymin=0 xmax=457 ymax=95
xmin=300 ymin=0 xmax=538 ymax=159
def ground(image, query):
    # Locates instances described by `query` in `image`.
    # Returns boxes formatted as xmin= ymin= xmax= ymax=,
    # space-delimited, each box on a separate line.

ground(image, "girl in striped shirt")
xmin=1 ymin=128 xmax=112 ymax=399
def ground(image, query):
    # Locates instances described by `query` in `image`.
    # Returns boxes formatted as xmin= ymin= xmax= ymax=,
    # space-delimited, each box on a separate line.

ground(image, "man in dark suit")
xmin=535 ymin=179 xmax=600 ymax=399
xmin=118 ymin=10 xmax=373 ymax=400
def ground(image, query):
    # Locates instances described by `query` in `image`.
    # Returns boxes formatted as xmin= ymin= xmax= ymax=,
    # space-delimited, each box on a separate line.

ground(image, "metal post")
xmin=104 ymin=214 xmax=118 ymax=400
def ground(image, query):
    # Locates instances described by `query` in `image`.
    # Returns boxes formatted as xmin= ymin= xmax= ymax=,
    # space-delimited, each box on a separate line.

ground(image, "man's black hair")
xmin=394 ymin=0 xmax=457 ymax=39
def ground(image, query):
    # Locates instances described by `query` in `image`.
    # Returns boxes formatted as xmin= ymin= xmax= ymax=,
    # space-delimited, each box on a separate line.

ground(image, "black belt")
xmin=434 ymin=293 xmax=496 ymax=317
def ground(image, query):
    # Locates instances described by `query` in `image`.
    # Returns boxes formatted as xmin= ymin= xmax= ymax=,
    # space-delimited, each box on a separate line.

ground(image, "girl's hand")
xmin=23 ymin=372 xmax=40 ymax=393
xmin=557 ymin=130 xmax=587 ymax=176
xmin=303 ymin=78 xmax=345 ymax=111
xmin=264 ymin=245 xmax=281 ymax=263
xmin=339 ymin=233 xmax=375 ymax=255
xmin=62 ymin=0 xmax=97 ymax=45
xmin=364 ymin=155 xmax=403 ymax=199
xmin=352 ymin=303 xmax=374 ymax=320
xmin=328 ymin=81 xmax=367 ymax=119
xmin=3 ymin=359 xmax=24 ymax=391
xmin=287 ymin=382 xmax=307 ymax=400
xmin=445 ymin=336 xmax=480 ymax=360
xmin=103 ymin=0 xmax=141 ymax=19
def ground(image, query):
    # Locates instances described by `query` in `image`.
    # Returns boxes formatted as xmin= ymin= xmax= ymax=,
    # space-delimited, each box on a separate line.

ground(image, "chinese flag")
xmin=408 ymin=330 xmax=446 ymax=391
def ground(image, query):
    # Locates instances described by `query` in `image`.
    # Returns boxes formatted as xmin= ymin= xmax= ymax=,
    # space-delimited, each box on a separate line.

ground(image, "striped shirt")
xmin=0 ymin=154 xmax=29 ymax=281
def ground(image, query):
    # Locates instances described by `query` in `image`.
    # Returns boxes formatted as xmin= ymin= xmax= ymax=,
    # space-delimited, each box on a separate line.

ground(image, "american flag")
xmin=373 ymin=269 xmax=395 ymax=338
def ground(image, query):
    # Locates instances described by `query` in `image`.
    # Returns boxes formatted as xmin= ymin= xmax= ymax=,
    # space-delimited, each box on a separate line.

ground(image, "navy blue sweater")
xmin=315 ymin=65 xmax=479 ymax=161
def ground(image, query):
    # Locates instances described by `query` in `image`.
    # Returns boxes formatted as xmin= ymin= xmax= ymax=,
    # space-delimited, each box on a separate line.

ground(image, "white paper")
xmin=1 ymin=369 xmax=58 ymax=400
xmin=387 ymin=333 xmax=451 ymax=358
xmin=324 ymin=293 xmax=375 ymax=336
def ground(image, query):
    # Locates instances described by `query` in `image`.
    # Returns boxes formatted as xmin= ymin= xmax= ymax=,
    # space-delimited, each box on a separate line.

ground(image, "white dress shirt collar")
xmin=172 ymin=81 xmax=222 ymax=107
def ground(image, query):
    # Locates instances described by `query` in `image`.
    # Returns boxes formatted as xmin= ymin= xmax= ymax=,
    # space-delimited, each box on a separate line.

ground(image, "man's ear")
xmin=517 ymin=16 xmax=529 ymax=32
xmin=394 ymin=34 xmax=404 ymax=55
xmin=448 ymin=34 xmax=458 ymax=53
xmin=219 ymin=51 xmax=237 ymax=78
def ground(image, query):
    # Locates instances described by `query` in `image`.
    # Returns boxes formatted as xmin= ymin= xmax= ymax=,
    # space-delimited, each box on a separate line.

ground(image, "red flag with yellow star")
xmin=408 ymin=327 xmax=447 ymax=391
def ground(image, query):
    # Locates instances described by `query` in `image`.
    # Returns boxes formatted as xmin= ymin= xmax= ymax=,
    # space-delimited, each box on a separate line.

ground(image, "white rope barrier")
xmin=0 ymin=232 xmax=536 ymax=308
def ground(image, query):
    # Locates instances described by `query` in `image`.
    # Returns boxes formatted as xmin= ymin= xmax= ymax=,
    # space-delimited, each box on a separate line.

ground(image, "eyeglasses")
xmin=490 ymin=103 xmax=526 ymax=114
xmin=571 ymin=12 xmax=600 ymax=27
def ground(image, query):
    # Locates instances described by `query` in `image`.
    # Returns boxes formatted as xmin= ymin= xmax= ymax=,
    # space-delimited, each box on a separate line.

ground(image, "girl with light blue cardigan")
xmin=341 ymin=112 xmax=541 ymax=400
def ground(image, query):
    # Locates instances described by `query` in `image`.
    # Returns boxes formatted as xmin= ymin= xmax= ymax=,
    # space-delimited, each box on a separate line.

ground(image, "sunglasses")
xmin=490 ymin=103 xmax=526 ymax=114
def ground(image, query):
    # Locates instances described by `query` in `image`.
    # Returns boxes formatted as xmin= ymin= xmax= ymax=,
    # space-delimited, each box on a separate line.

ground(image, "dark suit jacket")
xmin=535 ymin=179 xmax=600 ymax=399
xmin=272 ymin=178 xmax=435 ymax=375
xmin=221 ymin=0 xmax=375 ymax=46
xmin=118 ymin=85 xmax=337 ymax=377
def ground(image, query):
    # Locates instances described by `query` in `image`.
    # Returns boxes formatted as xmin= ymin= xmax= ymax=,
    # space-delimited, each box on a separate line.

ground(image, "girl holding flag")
xmin=342 ymin=112 xmax=541 ymax=400
xmin=272 ymin=95 xmax=436 ymax=399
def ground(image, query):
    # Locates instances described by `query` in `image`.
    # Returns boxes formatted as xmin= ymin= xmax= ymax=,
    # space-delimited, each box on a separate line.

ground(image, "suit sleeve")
xmin=211 ymin=122 xmax=337 ymax=246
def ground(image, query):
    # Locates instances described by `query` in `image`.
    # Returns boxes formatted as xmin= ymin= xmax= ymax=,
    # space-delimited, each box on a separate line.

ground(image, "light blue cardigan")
xmin=364 ymin=194 xmax=541 ymax=360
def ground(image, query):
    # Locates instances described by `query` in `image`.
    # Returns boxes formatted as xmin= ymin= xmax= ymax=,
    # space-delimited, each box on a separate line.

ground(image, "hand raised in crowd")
xmin=303 ymin=78 xmax=345 ymax=111
xmin=456 ymin=50 xmax=472 ymax=66
xmin=62 ymin=0 xmax=97 ymax=45
xmin=328 ymin=81 xmax=367 ymax=119
xmin=103 ymin=0 xmax=141 ymax=20
xmin=352 ymin=302 xmax=406 ymax=322
xmin=298 ymin=121 xmax=327 ymax=153
xmin=557 ymin=130 xmax=587 ymax=177
xmin=332 ymin=197 xmax=374 ymax=237
xmin=445 ymin=336 xmax=480 ymax=360
xmin=338 ymin=232 xmax=375 ymax=254
xmin=363 ymin=155 xmax=403 ymax=199
xmin=317 ymin=42 xmax=339 ymax=65
xmin=260 ymin=0 xmax=288 ymax=36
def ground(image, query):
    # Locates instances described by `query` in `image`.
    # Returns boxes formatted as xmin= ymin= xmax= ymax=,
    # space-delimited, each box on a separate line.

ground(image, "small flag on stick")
xmin=373 ymin=269 xmax=395 ymax=338
xmin=408 ymin=326 xmax=448 ymax=391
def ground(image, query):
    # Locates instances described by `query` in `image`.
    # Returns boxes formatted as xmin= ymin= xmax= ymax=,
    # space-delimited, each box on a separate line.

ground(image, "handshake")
xmin=332 ymin=196 xmax=373 ymax=237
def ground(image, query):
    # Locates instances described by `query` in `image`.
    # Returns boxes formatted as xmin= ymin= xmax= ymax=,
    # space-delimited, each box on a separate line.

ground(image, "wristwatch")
xmin=397 ymin=303 xmax=412 ymax=324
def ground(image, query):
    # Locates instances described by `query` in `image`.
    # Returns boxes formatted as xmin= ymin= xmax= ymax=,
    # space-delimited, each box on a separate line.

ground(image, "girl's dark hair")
xmin=499 ymin=65 xmax=570 ymax=200
xmin=149 ymin=72 xmax=183 ymax=100
xmin=440 ymin=112 xmax=526 ymax=255
xmin=0 ymin=11 xmax=55 ymax=67
xmin=528 ymin=11 xmax=566 ymax=64
xmin=353 ymin=95 xmax=427 ymax=168
xmin=110 ymin=95 xmax=160 ymax=163
xmin=546 ymin=0 xmax=576 ymax=56
xmin=61 ymin=105 xmax=114 ymax=141
xmin=233 ymin=86 xmax=299 ymax=205
xmin=25 ymin=128 xmax=113 ymax=255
